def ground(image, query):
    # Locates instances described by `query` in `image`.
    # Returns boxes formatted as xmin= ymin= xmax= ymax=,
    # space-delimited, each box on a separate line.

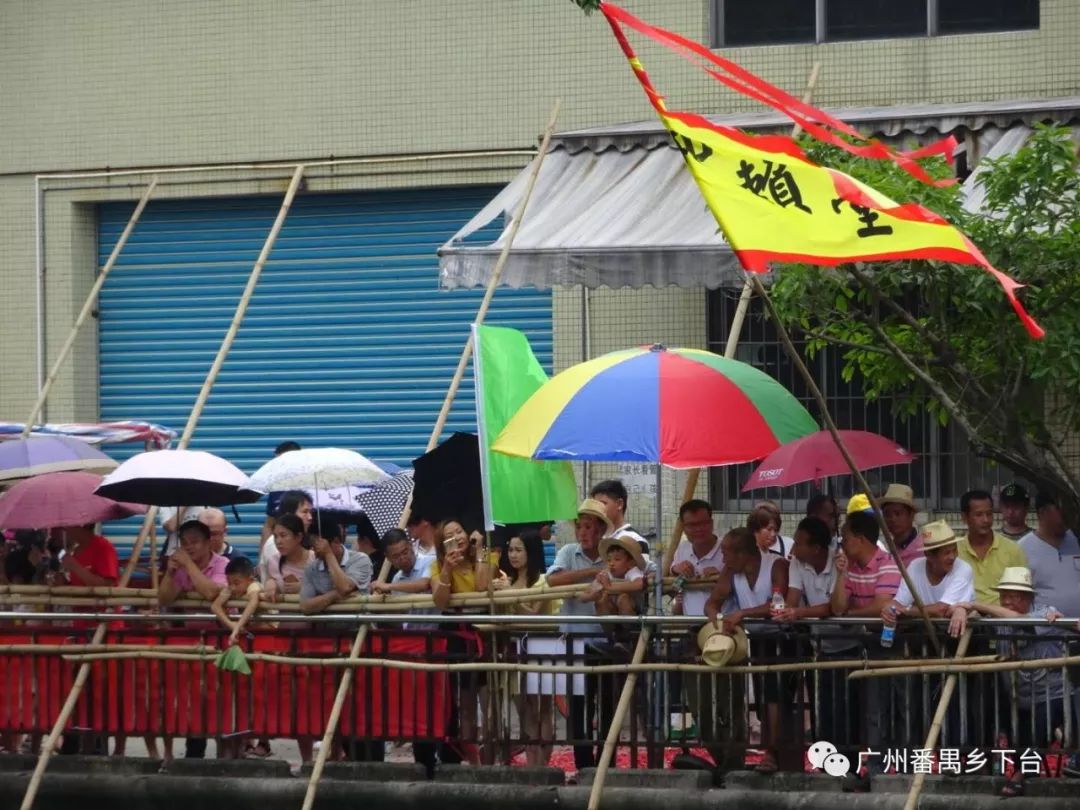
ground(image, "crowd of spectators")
xmin=3 ymin=458 xmax=1078 ymax=796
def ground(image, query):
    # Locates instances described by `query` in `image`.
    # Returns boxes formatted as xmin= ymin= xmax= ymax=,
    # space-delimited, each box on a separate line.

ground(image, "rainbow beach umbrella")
xmin=492 ymin=345 xmax=818 ymax=468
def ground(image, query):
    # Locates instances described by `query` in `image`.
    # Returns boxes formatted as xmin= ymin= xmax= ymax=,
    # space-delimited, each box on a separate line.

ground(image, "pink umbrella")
xmin=742 ymin=430 xmax=916 ymax=492
xmin=0 ymin=471 xmax=146 ymax=529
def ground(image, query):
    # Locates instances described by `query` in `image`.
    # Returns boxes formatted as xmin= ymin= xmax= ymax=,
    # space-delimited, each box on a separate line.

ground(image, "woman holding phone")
xmin=430 ymin=518 xmax=499 ymax=764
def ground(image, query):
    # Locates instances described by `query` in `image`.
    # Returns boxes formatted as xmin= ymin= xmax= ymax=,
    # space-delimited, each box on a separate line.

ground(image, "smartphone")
xmin=443 ymin=539 xmax=456 ymax=550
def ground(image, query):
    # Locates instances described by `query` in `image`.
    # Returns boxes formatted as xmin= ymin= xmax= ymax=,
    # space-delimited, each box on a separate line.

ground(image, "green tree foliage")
xmin=568 ymin=0 xmax=603 ymax=14
xmin=770 ymin=126 xmax=1080 ymax=515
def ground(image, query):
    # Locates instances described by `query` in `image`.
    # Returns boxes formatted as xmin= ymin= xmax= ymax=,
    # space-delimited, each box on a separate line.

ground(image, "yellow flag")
xmin=602 ymin=6 xmax=1042 ymax=338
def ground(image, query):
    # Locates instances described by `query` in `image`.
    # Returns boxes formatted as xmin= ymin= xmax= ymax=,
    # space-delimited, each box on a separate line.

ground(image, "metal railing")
xmin=0 ymin=612 xmax=1076 ymax=773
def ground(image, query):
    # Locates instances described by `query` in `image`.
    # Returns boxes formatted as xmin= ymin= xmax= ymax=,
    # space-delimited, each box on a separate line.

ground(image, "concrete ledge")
xmin=0 ymin=773 xmax=1077 ymax=810
xmin=726 ymin=770 xmax=1080 ymax=798
xmin=433 ymin=765 xmax=566 ymax=785
xmin=576 ymin=767 xmax=712 ymax=790
xmin=0 ymin=754 xmax=161 ymax=776
xmin=299 ymin=761 xmax=428 ymax=781
xmin=162 ymin=757 xmax=293 ymax=779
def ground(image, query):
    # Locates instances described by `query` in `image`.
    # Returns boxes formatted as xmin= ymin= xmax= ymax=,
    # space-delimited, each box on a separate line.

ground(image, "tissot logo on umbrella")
xmin=492 ymin=344 xmax=818 ymax=468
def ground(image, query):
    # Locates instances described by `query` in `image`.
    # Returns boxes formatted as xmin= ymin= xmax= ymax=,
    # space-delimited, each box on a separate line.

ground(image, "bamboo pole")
xmin=661 ymin=62 xmax=819 ymax=578
xmin=0 ymin=644 xmax=211 ymax=654
xmin=301 ymin=101 xmax=561 ymax=810
xmin=849 ymin=652 xmax=1080 ymax=679
xmin=588 ymin=629 xmax=652 ymax=810
xmin=19 ymin=165 xmax=307 ymax=810
xmin=747 ymin=274 xmax=942 ymax=654
xmin=902 ymin=628 xmax=973 ymax=810
xmin=57 ymin=649 xmax=1004 ymax=677
xmin=22 ymin=178 xmax=159 ymax=436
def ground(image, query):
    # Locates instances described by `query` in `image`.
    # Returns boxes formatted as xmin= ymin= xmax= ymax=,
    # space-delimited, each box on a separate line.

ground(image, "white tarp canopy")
xmin=439 ymin=98 xmax=1080 ymax=291
xmin=438 ymin=144 xmax=741 ymax=291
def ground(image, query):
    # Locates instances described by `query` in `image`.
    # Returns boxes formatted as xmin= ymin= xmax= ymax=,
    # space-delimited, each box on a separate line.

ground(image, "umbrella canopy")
xmin=353 ymin=470 xmax=414 ymax=538
xmin=742 ymin=430 xmax=917 ymax=492
xmin=0 ymin=436 xmax=117 ymax=483
xmin=492 ymin=345 xmax=818 ymax=468
xmin=0 ymin=471 xmax=146 ymax=529
xmin=95 ymin=449 xmax=263 ymax=507
xmin=412 ymin=433 xmax=484 ymax=530
xmin=250 ymin=448 xmax=388 ymax=493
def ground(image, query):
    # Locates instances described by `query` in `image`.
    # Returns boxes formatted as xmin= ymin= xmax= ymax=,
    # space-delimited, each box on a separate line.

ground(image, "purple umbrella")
xmin=0 ymin=436 xmax=117 ymax=484
xmin=0 ymin=472 xmax=146 ymax=529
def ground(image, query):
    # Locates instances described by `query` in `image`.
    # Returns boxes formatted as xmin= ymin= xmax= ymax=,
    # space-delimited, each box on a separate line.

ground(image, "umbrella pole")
xmin=20 ymin=166 xmax=307 ymax=810
xmin=22 ymin=178 xmax=159 ymax=437
xmin=659 ymin=61 xmax=819 ymax=579
xmin=302 ymin=102 xmax=561 ymax=810
xmin=747 ymin=273 xmax=942 ymax=654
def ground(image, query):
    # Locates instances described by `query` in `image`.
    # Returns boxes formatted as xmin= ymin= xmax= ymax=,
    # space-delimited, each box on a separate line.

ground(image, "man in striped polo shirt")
xmin=830 ymin=511 xmax=901 ymax=793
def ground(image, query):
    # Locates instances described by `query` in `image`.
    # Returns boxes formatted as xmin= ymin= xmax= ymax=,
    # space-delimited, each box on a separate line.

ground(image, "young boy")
xmin=212 ymin=557 xmax=263 ymax=645
xmin=581 ymin=535 xmax=647 ymax=615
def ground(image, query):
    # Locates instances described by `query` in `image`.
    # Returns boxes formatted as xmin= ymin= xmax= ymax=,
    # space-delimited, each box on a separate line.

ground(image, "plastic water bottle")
xmin=881 ymin=605 xmax=897 ymax=648
xmin=770 ymin=587 xmax=785 ymax=615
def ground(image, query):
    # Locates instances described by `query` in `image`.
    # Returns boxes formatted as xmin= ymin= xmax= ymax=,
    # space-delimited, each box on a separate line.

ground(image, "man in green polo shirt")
xmin=957 ymin=489 xmax=1027 ymax=605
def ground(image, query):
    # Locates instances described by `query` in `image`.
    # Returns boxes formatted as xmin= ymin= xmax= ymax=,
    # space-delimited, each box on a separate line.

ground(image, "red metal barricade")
xmin=0 ymin=628 xmax=450 ymax=741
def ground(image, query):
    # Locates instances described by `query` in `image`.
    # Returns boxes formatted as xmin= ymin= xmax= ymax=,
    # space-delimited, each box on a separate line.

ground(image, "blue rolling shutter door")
xmin=97 ymin=187 xmax=552 ymax=545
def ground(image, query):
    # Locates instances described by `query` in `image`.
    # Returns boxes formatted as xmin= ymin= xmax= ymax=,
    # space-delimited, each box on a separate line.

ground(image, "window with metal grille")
xmin=710 ymin=1 xmax=1040 ymax=47
xmin=714 ymin=0 xmax=816 ymax=47
xmin=937 ymin=0 xmax=1039 ymax=35
xmin=826 ymin=0 xmax=926 ymax=41
xmin=706 ymin=287 xmax=1010 ymax=513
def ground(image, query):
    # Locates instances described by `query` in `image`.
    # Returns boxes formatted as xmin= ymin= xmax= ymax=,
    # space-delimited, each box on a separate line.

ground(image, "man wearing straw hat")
xmin=546 ymin=498 xmax=614 ymax=771
xmin=880 ymin=520 xmax=974 ymax=637
xmin=878 ymin=483 xmax=924 ymax=568
xmin=955 ymin=567 xmax=1068 ymax=798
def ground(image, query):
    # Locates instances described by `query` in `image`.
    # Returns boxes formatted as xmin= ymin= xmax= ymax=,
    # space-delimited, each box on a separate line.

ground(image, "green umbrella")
xmin=214 ymin=644 xmax=251 ymax=676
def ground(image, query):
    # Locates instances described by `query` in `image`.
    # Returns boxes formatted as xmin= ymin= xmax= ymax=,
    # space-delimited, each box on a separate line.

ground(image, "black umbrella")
xmin=411 ymin=432 xmax=484 ymax=531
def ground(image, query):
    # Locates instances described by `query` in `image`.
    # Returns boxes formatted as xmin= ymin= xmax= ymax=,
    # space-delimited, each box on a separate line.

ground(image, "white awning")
xmin=438 ymin=144 xmax=741 ymax=291
xmin=440 ymin=97 xmax=1080 ymax=291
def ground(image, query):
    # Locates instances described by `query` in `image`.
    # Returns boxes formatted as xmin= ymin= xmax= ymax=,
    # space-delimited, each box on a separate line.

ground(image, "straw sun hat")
xmin=696 ymin=622 xmax=750 ymax=668
xmin=992 ymin=566 xmax=1035 ymax=594
xmin=598 ymin=534 xmax=647 ymax=571
xmin=576 ymin=498 xmax=613 ymax=531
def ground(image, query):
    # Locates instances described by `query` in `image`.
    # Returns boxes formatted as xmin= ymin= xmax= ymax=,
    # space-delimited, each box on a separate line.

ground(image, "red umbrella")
xmin=742 ymin=430 xmax=916 ymax=492
xmin=0 ymin=471 xmax=146 ymax=529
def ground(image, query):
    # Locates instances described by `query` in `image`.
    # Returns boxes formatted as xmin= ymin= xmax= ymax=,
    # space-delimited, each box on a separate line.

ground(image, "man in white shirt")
xmin=774 ymin=516 xmax=852 ymax=746
xmin=882 ymin=520 xmax=974 ymax=637
xmin=669 ymin=499 xmax=744 ymax=782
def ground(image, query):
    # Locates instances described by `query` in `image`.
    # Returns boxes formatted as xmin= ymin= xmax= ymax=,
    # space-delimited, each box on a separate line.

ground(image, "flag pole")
xmin=747 ymin=273 xmax=942 ymax=654
xmin=19 ymin=165 xmax=306 ymax=810
xmin=300 ymin=100 xmax=562 ymax=810
xmin=660 ymin=61 xmax=819 ymax=578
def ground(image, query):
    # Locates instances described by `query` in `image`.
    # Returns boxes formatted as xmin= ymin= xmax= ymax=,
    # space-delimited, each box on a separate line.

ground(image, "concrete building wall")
xmin=0 ymin=1 xmax=1076 ymax=538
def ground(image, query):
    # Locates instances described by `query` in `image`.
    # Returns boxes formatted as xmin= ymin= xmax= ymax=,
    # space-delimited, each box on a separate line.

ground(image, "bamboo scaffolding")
xmin=300 ymin=101 xmax=562 ymax=810
xmin=21 ymin=178 xmax=159 ymax=435
xmin=19 ymin=165 xmax=307 ymax=810
xmin=901 ymin=628 xmax=973 ymax=810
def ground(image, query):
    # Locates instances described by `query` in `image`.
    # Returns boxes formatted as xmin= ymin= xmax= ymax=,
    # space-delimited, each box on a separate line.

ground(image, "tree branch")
xmin=848 ymin=263 xmax=996 ymax=407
